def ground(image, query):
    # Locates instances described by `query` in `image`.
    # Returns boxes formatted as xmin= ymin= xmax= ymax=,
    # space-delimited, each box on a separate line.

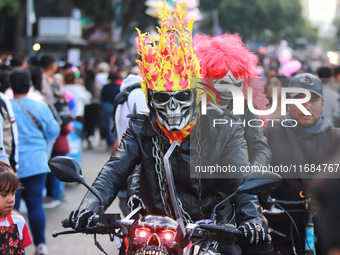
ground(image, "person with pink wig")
xmin=194 ymin=33 xmax=271 ymax=168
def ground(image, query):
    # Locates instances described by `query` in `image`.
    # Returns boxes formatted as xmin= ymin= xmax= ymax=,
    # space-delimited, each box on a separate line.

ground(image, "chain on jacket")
xmin=195 ymin=116 xmax=204 ymax=220
xmin=152 ymin=118 xmax=204 ymax=223
xmin=152 ymin=135 xmax=173 ymax=217
xmin=152 ymin=135 xmax=194 ymax=224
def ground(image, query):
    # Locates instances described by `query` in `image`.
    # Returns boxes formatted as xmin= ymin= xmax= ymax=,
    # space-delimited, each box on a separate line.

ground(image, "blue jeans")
xmin=102 ymin=102 xmax=115 ymax=148
xmin=14 ymin=173 xmax=47 ymax=246
xmin=46 ymin=154 xmax=65 ymax=200
xmin=46 ymin=173 xmax=64 ymax=200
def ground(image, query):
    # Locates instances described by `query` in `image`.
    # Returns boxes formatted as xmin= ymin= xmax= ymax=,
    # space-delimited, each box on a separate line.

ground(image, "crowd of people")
xmin=1 ymin=10 xmax=340 ymax=255
xmin=0 ymin=52 xmax=138 ymax=255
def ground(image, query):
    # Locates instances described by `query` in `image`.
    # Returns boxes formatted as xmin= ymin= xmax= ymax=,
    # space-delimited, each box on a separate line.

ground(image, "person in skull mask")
xmin=194 ymin=33 xmax=271 ymax=168
xmin=67 ymin=5 xmax=273 ymax=255
xmin=127 ymin=33 xmax=272 ymax=219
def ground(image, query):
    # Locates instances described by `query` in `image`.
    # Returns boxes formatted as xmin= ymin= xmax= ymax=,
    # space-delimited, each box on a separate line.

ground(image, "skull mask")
xmin=128 ymin=215 xmax=183 ymax=255
xmin=150 ymin=90 xmax=196 ymax=131
xmin=213 ymin=70 xmax=244 ymax=106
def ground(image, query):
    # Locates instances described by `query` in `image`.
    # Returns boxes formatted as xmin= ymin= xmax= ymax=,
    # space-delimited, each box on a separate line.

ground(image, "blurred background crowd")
xmin=2 ymin=0 xmax=340 ymax=254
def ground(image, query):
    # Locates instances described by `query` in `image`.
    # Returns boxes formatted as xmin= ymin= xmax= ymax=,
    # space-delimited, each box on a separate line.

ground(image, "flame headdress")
xmin=136 ymin=2 xmax=201 ymax=97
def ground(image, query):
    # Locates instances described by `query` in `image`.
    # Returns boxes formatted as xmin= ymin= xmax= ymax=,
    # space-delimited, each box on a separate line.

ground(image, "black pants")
xmin=216 ymin=244 xmax=242 ymax=255
xmin=83 ymin=103 xmax=102 ymax=138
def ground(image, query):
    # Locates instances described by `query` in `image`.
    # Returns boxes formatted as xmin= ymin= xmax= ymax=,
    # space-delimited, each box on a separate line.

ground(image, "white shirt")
xmin=115 ymin=75 xmax=149 ymax=141
xmin=95 ymin=73 xmax=109 ymax=87
xmin=64 ymin=84 xmax=92 ymax=117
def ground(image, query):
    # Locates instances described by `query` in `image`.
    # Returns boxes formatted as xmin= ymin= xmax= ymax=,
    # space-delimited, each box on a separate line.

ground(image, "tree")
xmin=333 ymin=18 xmax=340 ymax=50
xmin=0 ymin=0 xmax=59 ymax=56
xmin=0 ymin=0 xmax=26 ymax=56
xmin=199 ymin=0 xmax=317 ymax=45
xmin=284 ymin=16 xmax=318 ymax=47
xmin=0 ymin=0 xmax=20 ymax=14
xmin=0 ymin=0 xmax=150 ymax=54
xmin=72 ymin=0 xmax=148 ymax=40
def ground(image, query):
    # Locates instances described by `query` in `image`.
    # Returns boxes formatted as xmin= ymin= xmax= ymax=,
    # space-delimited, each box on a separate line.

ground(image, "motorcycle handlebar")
xmin=60 ymin=215 xmax=240 ymax=239
xmin=267 ymin=199 xmax=305 ymax=205
xmin=198 ymin=224 xmax=242 ymax=236
xmin=61 ymin=216 xmax=134 ymax=231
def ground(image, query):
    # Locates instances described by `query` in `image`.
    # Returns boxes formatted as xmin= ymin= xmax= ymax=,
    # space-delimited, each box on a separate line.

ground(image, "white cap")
xmin=120 ymin=74 xmax=142 ymax=92
xmin=97 ymin=62 xmax=111 ymax=72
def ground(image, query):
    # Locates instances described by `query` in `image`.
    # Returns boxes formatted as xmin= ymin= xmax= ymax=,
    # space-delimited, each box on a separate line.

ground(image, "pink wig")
xmin=194 ymin=33 xmax=268 ymax=112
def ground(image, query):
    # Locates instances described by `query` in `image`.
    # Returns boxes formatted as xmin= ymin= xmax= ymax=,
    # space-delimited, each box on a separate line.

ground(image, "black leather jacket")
xmin=127 ymin=102 xmax=272 ymax=202
xmin=78 ymin=109 xmax=267 ymax=226
xmin=230 ymin=102 xmax=271 ymax=168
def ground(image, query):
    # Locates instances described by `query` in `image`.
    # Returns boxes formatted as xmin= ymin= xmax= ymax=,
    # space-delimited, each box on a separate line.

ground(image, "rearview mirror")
xmin=48 ymin=156 xmax=84 ymax=183
xmin=238 ymin=172 xmax=282 ymax=195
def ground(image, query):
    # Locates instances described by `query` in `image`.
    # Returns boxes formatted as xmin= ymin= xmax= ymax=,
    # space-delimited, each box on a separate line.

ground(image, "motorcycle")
xmin=48 ymin=156 xmax=282 ymax=255
xmin=263 ymin=197 xmax=316 ymax=255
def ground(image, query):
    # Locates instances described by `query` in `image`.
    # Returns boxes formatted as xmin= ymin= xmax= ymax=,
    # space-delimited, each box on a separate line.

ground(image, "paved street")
xmin=23 ymin=142 xmax=123 ymax=255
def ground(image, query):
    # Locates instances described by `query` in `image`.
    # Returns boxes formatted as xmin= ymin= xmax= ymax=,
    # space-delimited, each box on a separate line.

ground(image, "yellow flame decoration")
xmin=136 ymin=1 xmax=201 ymax=98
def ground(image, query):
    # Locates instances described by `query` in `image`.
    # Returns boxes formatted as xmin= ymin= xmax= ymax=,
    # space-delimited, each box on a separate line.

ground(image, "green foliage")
xmin=199 ymin=0 xmax=317 ymax=44
xmin=284 ymin=18 xmax=318 ymax=46
xmin=0 ymin=0 xmax=54 ymax=16
xmin=218 ymin=0 xmax=268 ymax=38
xmin=72 ymin=0 xmax=114 ymax=24
xmin=0 ymin=0 xmax=318 ymax=46
xmin=0 ymin=0 xmax=20 ymax=16
xmin=72 ymin=0 xmax=147 ymax=37
xmin=333 ymin=18 xmax=340 ymax=45
xmin=199 ymin=0 xmax=223 ymax=11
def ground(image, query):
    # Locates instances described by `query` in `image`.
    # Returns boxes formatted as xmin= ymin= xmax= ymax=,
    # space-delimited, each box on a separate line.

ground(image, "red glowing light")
xmin=161 ymin=230 xmax=175 ymax=241
xmin=136 ymin=228 xmax=151 ymax=238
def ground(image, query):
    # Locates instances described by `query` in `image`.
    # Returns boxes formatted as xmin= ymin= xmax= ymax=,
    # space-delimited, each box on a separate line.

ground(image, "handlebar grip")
xmin=61 ymin=218 xmax=74 ymax=228
xmin=61 ymin=216 xmax=100 ymax=229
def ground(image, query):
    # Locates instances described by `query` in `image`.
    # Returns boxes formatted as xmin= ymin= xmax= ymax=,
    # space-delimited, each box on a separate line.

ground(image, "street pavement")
xmin=24 ymin=142 xmax=123 ymax=255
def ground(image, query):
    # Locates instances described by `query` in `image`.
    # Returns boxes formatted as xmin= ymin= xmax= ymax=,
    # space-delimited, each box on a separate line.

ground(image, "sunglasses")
xmin=153 ymin=91 xmax=192 ymax=103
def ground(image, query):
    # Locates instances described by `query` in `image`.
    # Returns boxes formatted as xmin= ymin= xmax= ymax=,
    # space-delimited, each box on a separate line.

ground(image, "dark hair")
xmin=10 ymin=58 xmax=22 ymax=68
xmin=0 ymin=161 xmax=18 ymax=193
xmin=276 ymin=74 xmax=290 ymax=87
xmin=266 ymin=74 xmax=290 ymax=87
xmin=10 ymin=68 xmax=31 ymax=94
xmin=334 ymin=65 xmax=340 ymax=76
xmin=267 ymin=67 xmax=278 ymax=75
xmin=63 ymin=63 xmax=72 ymax=70
xmin=108 ymin=72 xmax=118 ymax=82
xmin=0 ymin=71 xmax=10 ymax=93
xmin=265 ymin=75 xmax=290 ymax=104
xmin=317 ymin=66 xmax=333 ymax=84
xmin=29 ymin=66 xmax=42 ymax=92
xmin=64 ymin=71 xmax=75 ymax=84
xmin=29 ymin=56 xmax=40 ymax=66
xmin=40 ymin=55 xmax=56 ymax=70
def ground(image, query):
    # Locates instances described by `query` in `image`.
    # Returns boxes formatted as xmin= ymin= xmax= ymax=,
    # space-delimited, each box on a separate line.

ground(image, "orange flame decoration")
xmin=136 ymin=1 xmax=201 ymax=97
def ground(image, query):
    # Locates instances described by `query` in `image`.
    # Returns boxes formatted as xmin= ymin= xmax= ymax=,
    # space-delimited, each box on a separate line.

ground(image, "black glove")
xmin=258 ymin=194 xmax=270 ymax=209
xmin=69 ymin=209 xmax=96 ymax=231
xmin=238 ymin=222 xmax=270 ymax=245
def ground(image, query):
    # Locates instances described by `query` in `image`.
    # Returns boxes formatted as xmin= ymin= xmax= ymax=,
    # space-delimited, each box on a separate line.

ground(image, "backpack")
xmin=0 ymin=104 xmax=12 ymax=157
xmin=0 ymin=99 xmax=17 ymax=170
xmin=111 ymin=83 xmax=141 ymax=132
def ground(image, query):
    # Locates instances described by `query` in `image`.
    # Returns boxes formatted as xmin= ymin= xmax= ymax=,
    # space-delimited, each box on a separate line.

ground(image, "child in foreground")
xmin=0 ymin=161 xmax=32 ymax=254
